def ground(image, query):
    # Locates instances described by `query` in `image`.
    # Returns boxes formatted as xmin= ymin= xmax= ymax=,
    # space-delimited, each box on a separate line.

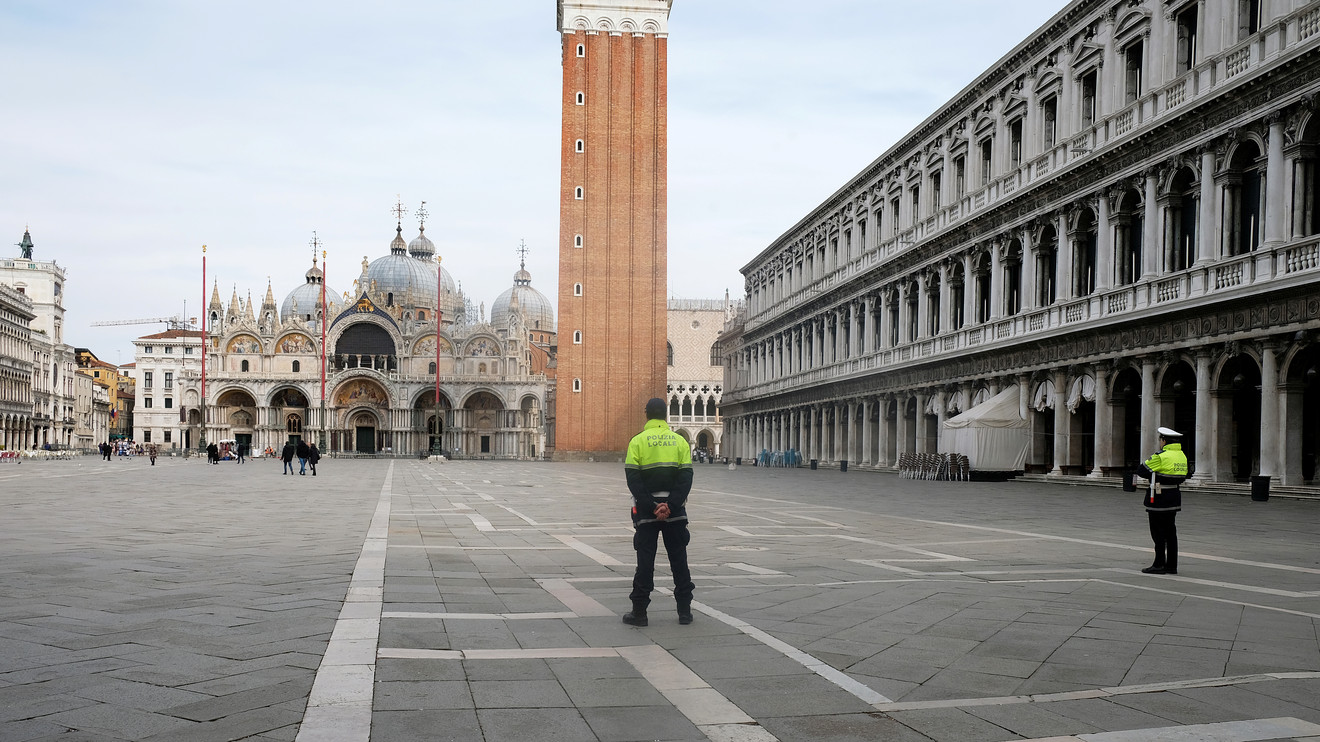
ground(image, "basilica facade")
xmin=721 ymin=0 xmax=1320 ymax=486
xmin=168 ymin=219 xmax=555 ymax=459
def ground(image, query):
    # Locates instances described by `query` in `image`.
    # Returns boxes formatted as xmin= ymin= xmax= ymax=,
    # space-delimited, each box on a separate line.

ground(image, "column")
xmin=848 ymin=302 xmax=859 ymax=359
xmin=1140 ymin=357 xmax=1158 ymax=456
xmin=1089 ymin=364 xmax=1112 ymax=478
xmin=895 ymin=396 xmax=910 ymax=460
xmin=1197 ymin=145 xmax=1217 ymax=264
xmin=832 ymin=404 xmax=843 ymax=462
xmin=916 ymin=275 xmax=930 ymax=338
xmin=897 ymin=284 xmax=910 ymax=343
xmin=990 ymin=243 xmax=1004 ymax=320
xmin=877 ymin=397 xmax=892 ymax=468
xmin=1142 ymin=169 xmax=1160 ymax=279
xmin=863 ymin=298 xmax=876 ymax=354
xmin=1262 ymin=114 xmax=1286 ymax=250
xmin=799 ymin=407 xmax=808 ymax=460
xmin=861 ymin=398 xmax=873 ymax=466
xmin=1050 ymin=369 xmax=1069 ymax=475
xmin=1022 ymin=230 xmax=1039 ymax=312
xmin=1190 ymin=350 xmax=1213 ymax=481
xmin=1057 ymin=212 xmax=1074 ymax=302
xmin=961 ymin=253 xmax=977 ymax=323
xmin=914 ymin=392 xmax=929 ymax=454
xmin=1259 ymin=342 xmax=1280 ymax=479
xmin=937 ymin=263 xmax=951 ymax=335
xmin=1096 ymin=192 xmax=1114 ymax=291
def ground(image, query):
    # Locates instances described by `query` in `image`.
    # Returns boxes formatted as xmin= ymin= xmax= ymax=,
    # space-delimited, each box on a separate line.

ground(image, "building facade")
xmin=0 ymin=283 xmax=34 ymax=449
xmin=666 ymin=297 xmax=739 ymax=456
xmin=131 ymin=330 xmax=203 ymax=449
xmin=721 ymin=0 xmax=1320 ymax=486
xmin=1 ymin=230 xmax=77 ymax=448
xmin=554 ymin=0 xmax=672 ymax=458
xmin=178 ymin=219 xmax=554 ymax=458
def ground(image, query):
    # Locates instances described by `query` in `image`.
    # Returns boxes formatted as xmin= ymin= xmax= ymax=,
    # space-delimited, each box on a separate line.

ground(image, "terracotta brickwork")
xmin=555 ymin=29 xmax=668 ymax=458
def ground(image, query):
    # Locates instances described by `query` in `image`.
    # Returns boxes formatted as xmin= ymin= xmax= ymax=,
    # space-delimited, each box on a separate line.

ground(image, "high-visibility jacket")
xmin=624 ymin=419 xmax=694 ymax=526
xmin=1138 ymin=442 xmax=1187 ymax=512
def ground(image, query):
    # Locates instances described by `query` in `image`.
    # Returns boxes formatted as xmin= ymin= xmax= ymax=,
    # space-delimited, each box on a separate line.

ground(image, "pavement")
xmin=1 ymin=454 xmax=1319 ymax=741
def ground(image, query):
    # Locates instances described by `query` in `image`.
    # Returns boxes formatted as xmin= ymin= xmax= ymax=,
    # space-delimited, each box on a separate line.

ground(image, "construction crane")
xmin=91 ymin=316 xmax=197 ymax=331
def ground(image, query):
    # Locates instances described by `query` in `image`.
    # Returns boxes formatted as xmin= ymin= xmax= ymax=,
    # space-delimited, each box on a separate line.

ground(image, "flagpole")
xmin=433 ymin=255 xmax=442 ymax=457
xmin=320 ymin=249 xmax=328 ymax=452
xmin=199 ymin=244 xmax=207 ymax=455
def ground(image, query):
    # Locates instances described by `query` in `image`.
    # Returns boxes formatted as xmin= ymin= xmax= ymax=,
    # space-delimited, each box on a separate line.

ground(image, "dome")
xmin=492 ymin=265 xmax=555 ymax=334
xmin=281 ymin=279 xmax=341 ymax=322
xmin=408 ymin=227 xmax=436 ymax=260
xmin=365 ymin=226 xmax=460 ymax=318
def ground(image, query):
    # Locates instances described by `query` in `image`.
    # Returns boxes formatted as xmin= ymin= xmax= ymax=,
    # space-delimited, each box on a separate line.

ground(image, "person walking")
xmin=622 ymin=397 xmax=696 ymax=627
xmin=308 ymin=443 xmax=320 ymax=476
xmin=1137 ymin=426 xmax=1188 ymax=575
xmin=296 ymin=439 xmax=310 ymax=475
xmin=237 ymin=441 xmax=247 ymax=464
xmin=281 ymin=441 xmax=296 ymax=475
xmin=148 ymin=444 xmax=158 ymax=466
xmin=206 ymin=442 xmax=219 ymax=465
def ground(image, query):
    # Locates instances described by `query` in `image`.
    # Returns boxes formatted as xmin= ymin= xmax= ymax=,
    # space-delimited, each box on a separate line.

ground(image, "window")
xmin=164 ymin=431 xmax=171 ymax=443
xmin=164 ymin=346 xmax=173 ymax=354
xmin=575 ymin=139 xmax=584 ymax=153
xmin=144 ymin=397 xmax=153 ymax=408
xmin=910 ymin=185 xmax=921 ymax=221
xmin=428 ymin=361 xmax=437 ymax=374
xmin=143 ymin=430 xmax=151 ymax=442
xmin=980 ymin=138 xmax=993 ymax=185
xmin=164 ymin=398 xmax=173 ymax=409
xmin=1041 ymin=95 xmax=1058 ymax=148
xmin=574 ymin=187 xmax=583 ymax=200
xmin=184 ymin=346 xmax=193 ymax=354
xmin=573 ymin=330 xmax=582 ymax=344
xmin=576 ymin=43 xmax=585 ymax=57
xmin=890 ymin=197 xmax=901 ymax=235
xmin=709 ymin=341 xmax=721 ymax=366
xmin=954 ymin=155 xmax=966 ymax=199
xmin=573 ymin=283 xmax=582 ymax=296
xmin=1009 ymin=119 xmax=1023 ymax=168
xmin=1080 ymin=70 xmax=1098 ymax=127
xmin=930 ymin=171 xmax=942 ymax=211
xmin=241 ymin=360 xmax=249 ymax=372
xmin=164 ymin=372 xmax=172 ymax=389
xmin=144 ymin=346 xmax=153 ymax=354
xmin=572 ymin=378 xmax=581 ymax=392
xmin=1238 ymin=0 xmax=1262 ymax=39
xmin=575 ymin=91 xmax=584 ymax=105
xmin=1124 ymin=41 xmax=1144 ymax=104
xmin=143 ymin=371 xmax=153 ymax=389
xmin=1176 ymin=4 xmax=1199 ymax=75
xmin=667 ymin=342 xmax=674 ymax=365
xmin=574 ymin=234 xmax=583 ymax=248
xmin=292 ymin=360 xmax=300 ymax=372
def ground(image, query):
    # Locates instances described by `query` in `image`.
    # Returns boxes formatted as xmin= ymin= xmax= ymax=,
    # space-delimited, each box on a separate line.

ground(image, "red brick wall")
xmin=556 ymin=30 xmax=668 ymax=457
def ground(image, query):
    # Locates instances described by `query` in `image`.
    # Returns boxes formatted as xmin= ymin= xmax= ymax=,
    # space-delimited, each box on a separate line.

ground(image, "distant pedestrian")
xmin=237 ymin=442 xmax=247 ymax=464
xmin=1137 ymin=427 xmax=1188 ymax=575
xmin=281 ymin=441 xmax=296 ymax=475
xmin=622 ymin=397 xmax=696 ymax=627
xmin=148 ymin=444 xmax=158 ymax=466
xmin=206 ymin=442 xmax=218 ymax=465
xmin=296 ymin=439 xmax=310 ymax=475
xmin=308 ymin=443 xmax=320 ymax=476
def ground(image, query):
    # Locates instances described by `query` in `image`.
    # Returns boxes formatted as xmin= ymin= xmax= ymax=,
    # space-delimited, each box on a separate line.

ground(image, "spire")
xmin=262 ymin=279 xmax=278 ymax=312
xmin=227 ymin=285 xmax=240 ymax=320
xmin=244 ymin=291 xmax=256 ymax=321
xmin=209 ymin=281 xmax=223 ymax=311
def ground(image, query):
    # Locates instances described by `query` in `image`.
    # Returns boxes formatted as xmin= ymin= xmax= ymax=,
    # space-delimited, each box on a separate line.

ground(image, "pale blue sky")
xmin=0 ymin=0 xmax=1064 ymax=359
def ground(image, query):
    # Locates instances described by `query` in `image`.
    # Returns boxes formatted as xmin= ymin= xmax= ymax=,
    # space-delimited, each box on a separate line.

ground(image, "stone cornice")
xmin=558 ymin=0 xmax=671 ymax=35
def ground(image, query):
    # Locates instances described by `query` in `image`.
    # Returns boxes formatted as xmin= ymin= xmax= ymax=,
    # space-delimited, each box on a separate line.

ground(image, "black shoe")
xmin=678 ymin=611 xmax=693 ymax=625
xmin=622 ymin=611 xmax=648 ymax=627
xmin=1141 ymin=566 xmax=1166 ymax=574
xmin=1165 ymin=568 xmax=1177 ymax=574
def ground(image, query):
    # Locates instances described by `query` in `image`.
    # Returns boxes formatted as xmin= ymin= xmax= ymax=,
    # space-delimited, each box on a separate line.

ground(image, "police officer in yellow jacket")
xmin=1137 ymin=426 xmax=1189 ymax=574
xmin=622 ymin=398 xmax=696 ymax=626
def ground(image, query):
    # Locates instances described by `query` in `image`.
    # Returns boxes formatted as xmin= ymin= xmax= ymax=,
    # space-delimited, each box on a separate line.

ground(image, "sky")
xmin=0 ymin=0 xmax=1066 ymax=362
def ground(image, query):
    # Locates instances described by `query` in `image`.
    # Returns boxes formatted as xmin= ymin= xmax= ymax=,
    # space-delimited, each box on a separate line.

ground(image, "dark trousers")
xmin=1148 ymin=511 xmax=1178 ymax=570
xmin=629 ymin=520 xmax=694 ymax=608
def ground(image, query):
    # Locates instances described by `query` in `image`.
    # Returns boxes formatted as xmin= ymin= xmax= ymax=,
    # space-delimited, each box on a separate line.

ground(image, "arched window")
xmin=386 ymin=292 xmax=394 ymax=307
xmin=292 ymin=360 xmax=300 ymax=373
xmin=573 ymin=331 xmax=582 ymax=344
xmin=576 ymin=139 xmax=584 ymax=153
xmin=709 ymin=341 xmax=720 ymax=365
xmin=574 ymin=234 xmax=583 ymax=248
xmin=576 ymin=43 xmax=585 ymax=57
xmin=240 ymin=360 xmax=249 ymax=372
xmin=572 ymin=378 xmax=581 ymax=392
xmin=418 ymin=310 xmax=426 ymax=321
xmin=574 ymin=187 xmax=584 ymax=200
xmin=286 ymin=414 xmax=302 ymax=434
xmin=576 ymin=91 xmax=584 ymax=105
xmin=428 ymin=361 xmax=437 ymax=375
xmin=574 ymin=283 xmax=583 ymax=296
xmin=670 ymin=397 xmax=680 ymax=416
xmin=667 ymin=342 xmax=674 ymax=366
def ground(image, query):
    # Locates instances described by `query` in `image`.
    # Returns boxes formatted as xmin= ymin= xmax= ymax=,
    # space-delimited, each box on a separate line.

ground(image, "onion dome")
xmin=492 ymin=261 xmax=555 ymax=334
xmin=365 ymin=225 xmax=462 ymax=318
xmin=281 ymin=261 xmax=341 ymax=322
xmin=408 ymin=226 xmax=436 ymax=261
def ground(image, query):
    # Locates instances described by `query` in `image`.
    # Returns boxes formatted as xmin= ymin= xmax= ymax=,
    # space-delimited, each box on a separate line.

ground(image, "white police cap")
xmin=1157 ymin=426 xmax=1182 ymax=438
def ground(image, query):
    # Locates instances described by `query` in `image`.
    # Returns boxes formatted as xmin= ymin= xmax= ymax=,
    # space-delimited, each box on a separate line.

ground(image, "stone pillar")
xmin=937 ymin=263 xmax=951 ymax=335
xmin=1051 ymin=369 xmax=1069 ymax=475
xmin=1265 ymin=113 xmax=1286 ymax=247
xmin=1259 ymin=342 xmax=1280 ymax=480
xmin=895 ymin=396 xmax=910 ymax=461
xmin=961 ymin=253 xmax=977 ymax=324
xmin=1096 ymin=192 xmax=1114 ymax=291
xmin=862 ymin=299 xmax=875 ymax=355
xmin=916 ymin=275 xmax=930 ymax=339
xmin=990 ymin=243 xmax=1004 ymax=320
xmin=848 ymin=302 xmax=859 ymax=359
xmin=914 ymin=391 xmax=929 ymax=454
xmin=861 ymin=398 xmax=873 ymax=466
xmin=876 ymin=397 xmax=892 ymax=468
xmin=832 ymin=403 xmax=843 ymax=462
xmin=1089 ymin=364 xmax=1112 ymax=478
xmin=1190 ymin=351 xmax=1213 ymax=482
xmin=1197 ymin=145 xmax=1217 ymax=265
xmin=1057 ymin=212 xmax=1074 ymax=302
xmin=1022 ymin=231 xmax=1039 ymax=312
xmin=897 ymin=283 xmax=910 ymax=343
xmin=1142 ymin=170 xmax=1160 ymax=280
xmin=1140 ymin=357 xmax=1158 ymax=457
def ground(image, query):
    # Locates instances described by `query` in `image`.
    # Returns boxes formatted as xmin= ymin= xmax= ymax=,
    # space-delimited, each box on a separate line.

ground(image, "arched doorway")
xmin=269 ymin=387 xmax=310 ymax=445
xmin=1159 ymin=361 xmax=1197 ymax=474
xmin=217 ymin=389 xmax=258 ymax=450
xmin=463 ymin=391 xmax=504 ymax=456
xmin=1112 ymin=366 xmax=1144 ymax=470
xmin=1030 ymin=380 xmax=1056 ymax=473
xmin=1216 ymin=355 xmax=1262 ymax=481
xmin=1283 ymin=345 xmax=1320 ymax=483
xmin=414 ymin=390 xmax=452 ymax=455
xmin=333 ymin=378 xmax=390 ymax=453
xmin=352 ymin=411 xmax=378 ymax=454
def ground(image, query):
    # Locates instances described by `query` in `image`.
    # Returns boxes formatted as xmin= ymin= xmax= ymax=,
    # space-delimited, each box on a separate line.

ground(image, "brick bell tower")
xmin=554 ymin=0 xmax=672 ymax=459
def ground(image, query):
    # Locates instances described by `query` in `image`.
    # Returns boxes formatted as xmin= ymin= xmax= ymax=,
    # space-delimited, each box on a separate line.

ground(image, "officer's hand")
xmin=654 ymin=503 xmax=670 ymax=521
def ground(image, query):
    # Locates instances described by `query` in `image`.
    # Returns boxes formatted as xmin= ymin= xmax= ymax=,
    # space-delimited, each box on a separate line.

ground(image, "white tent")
xmin=939 ymin=386 xmax=1028 ymax=472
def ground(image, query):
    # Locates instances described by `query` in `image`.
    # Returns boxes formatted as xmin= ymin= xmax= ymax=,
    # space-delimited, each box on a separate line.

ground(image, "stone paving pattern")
xmin=0 ymin=455 xmax=1318 ymax=741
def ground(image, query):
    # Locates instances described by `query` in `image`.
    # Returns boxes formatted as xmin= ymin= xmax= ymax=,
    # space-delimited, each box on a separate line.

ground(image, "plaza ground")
xmin=1 ymin=456 xmax=1319 ymax=741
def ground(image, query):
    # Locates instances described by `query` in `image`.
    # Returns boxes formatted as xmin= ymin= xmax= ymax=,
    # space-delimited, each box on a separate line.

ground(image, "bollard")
xmin=1251 ymin=475 xmax=1270 ymax=501
xmin=1122 ymin=471 xmax=1136 ymax=492
xmin=810 ymin=459 xmax=818 ymax=470
xmin=840 ymin=460 xmax=848 ymax=472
